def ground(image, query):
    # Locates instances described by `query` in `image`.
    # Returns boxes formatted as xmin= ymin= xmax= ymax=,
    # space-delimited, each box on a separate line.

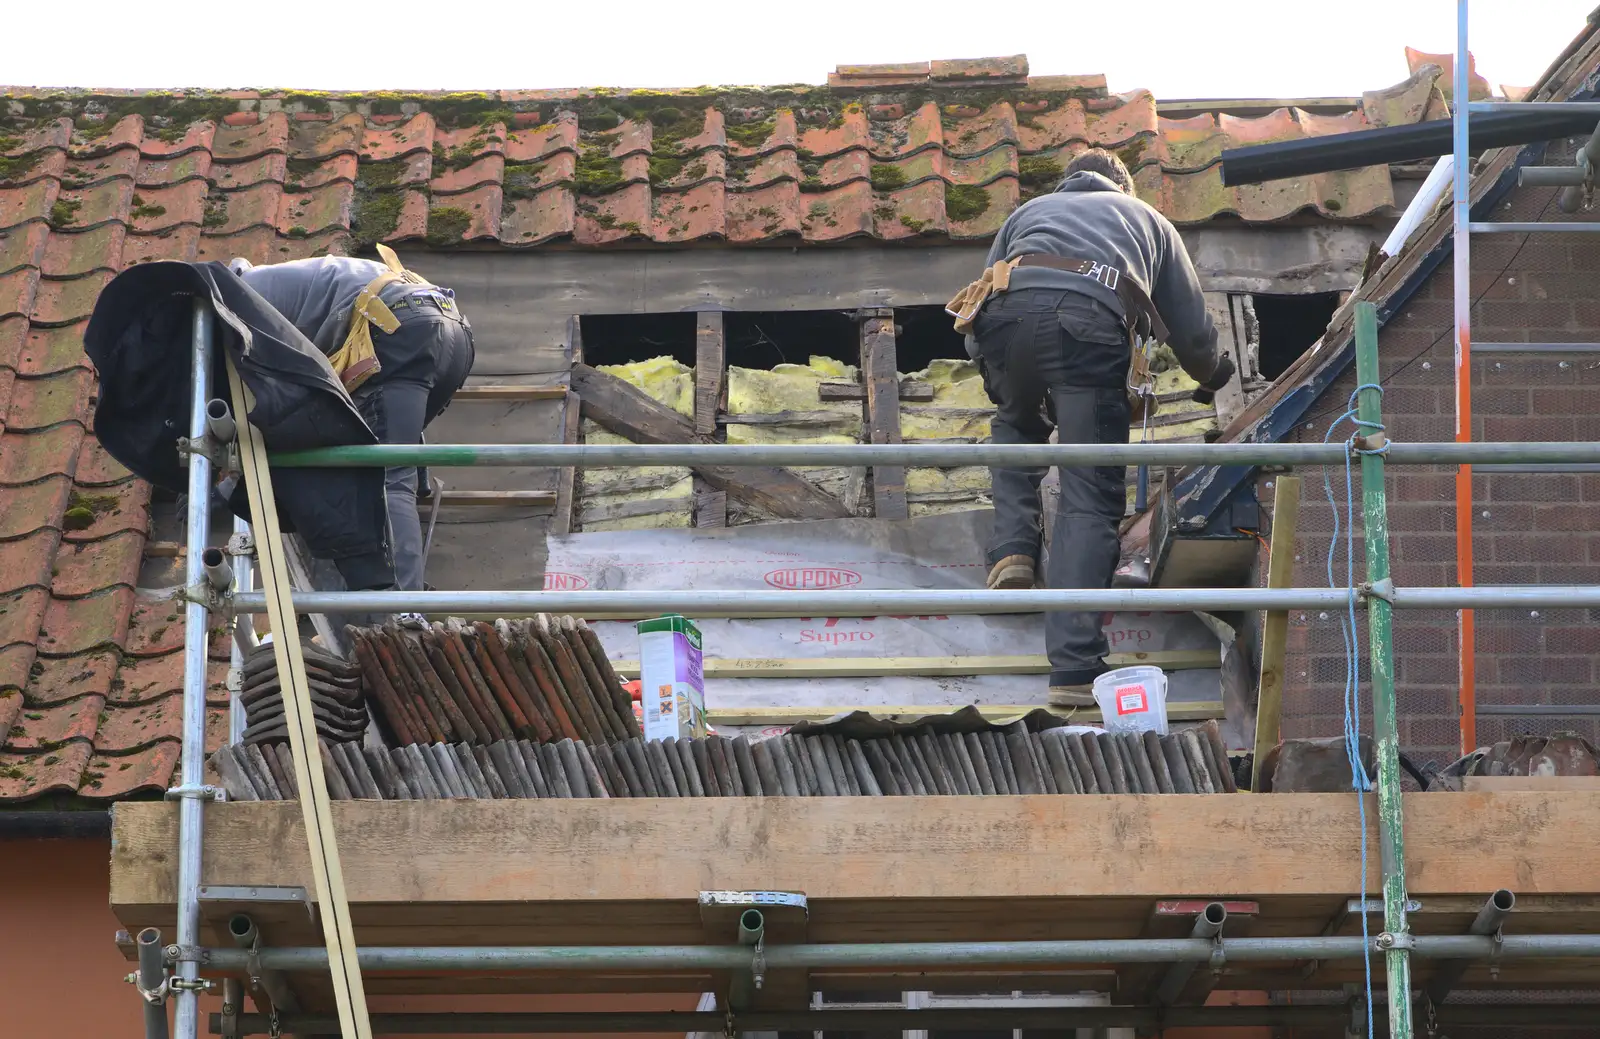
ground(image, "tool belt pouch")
xmin=327 ymin=244 xmax=429 ymax=393
xmin=1126 ymin=343 xmax=1157 ymax=425
xmin=945 ymin=258 xmax=1018 ymax=335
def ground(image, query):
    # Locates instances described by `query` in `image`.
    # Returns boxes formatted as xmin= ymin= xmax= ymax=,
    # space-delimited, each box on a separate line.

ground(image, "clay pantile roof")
xmin=0 ymin=55 xmax=1447 ymax=801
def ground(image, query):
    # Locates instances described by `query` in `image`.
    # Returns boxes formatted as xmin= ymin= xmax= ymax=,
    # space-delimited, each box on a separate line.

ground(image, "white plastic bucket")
xmin=1092 ymin=665 xmax=1169 ymax=734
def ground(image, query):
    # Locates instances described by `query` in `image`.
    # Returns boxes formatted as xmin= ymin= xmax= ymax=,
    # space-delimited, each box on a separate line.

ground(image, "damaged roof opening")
xmin=1252 ymin=291 xmax=1342 ymax=382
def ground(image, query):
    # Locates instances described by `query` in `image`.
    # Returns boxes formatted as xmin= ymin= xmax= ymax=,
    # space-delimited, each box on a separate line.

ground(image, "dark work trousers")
xmin=973 ymin=288 xmax=1131 ymax=684
xmin=356 ymin=292 xmax=475 ymax=592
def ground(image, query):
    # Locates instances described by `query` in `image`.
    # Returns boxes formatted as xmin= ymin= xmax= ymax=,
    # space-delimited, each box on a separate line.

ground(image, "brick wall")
xmin=1274 ymin=141 xmax=1600 ymax=770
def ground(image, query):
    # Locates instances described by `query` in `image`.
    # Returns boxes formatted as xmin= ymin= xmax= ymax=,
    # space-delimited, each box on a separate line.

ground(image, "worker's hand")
xmin=1191 ymin=352 xmax=1236 ymax=406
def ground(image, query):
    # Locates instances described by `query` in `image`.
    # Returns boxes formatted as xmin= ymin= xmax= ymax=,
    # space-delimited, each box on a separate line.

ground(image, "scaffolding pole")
xmin=1453 ymin=0 xmax=1478 ymax=760
xmin=266 ymin=440 xmax=1600 ymax=468
xmin=1355 ymin=302 xmax=1412 ymax=1039
xmin=172 ymin=298 xmax=215 ymax=1039
xmin=226 ymin=583 xmax=1600 ymax=617
xmin=197 ymin=932 xmax=1600 ymax=972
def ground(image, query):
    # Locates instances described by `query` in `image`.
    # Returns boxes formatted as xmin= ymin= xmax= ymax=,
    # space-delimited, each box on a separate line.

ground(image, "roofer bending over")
xmin=230 ymin=247 xmax=474 ymax=595
xmin=948 ymin=149 xmax=1234 ymax=704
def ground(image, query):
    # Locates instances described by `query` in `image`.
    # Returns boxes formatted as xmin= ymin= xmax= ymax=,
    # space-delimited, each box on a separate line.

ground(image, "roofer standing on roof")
xmin=229 ymin=247 xmax=474 ymax=595
xmin=948 ymin=149 xmax=1234 ymax=705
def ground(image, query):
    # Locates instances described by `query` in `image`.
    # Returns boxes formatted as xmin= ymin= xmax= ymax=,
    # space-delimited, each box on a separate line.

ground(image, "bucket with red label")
xmin=1092 ymin=665 xmax=1169 ymax=735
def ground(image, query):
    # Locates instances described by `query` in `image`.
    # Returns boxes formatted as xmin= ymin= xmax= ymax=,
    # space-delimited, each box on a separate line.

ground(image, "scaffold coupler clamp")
xmin=723 ymin=1009 xmax=737 ymax=1039
xmin=1360 ymin=578 xmax=1396 ymax=605
xmin=227 ymin=530 xmax=256 ymax=558
xmin=1351 ymin=431 xmax=1389 ymax=455
xmin=165 ymin=782 xmax=227 ymax=802
xmin=177 ymin=577 xmax=232 ymax=615
xmin=751 ymin=933 xmax=767 ymax=991
xmin=176 ymin=433 xmax=240 ymax=473
xmin=129 ymin=971 xmax=169 ymax=1005
xmin=1374 ymin=929 xmax=1414 ymax=952
xmin=1489 ymin=921 xmax=1505 ymax=980
xmin=1208 ymin=932 xmax=1227 ymax=976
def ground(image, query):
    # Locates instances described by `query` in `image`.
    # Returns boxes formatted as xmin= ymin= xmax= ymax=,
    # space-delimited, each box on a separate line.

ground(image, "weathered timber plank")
xmin=453 ymin=385 xmax=568 ymax=401
xmin=110 ymin=793 xmax=1600 ymax=920
xmin=570 ymin=363 xmax=848 ymax=521
xmin=552 ymin=390 xmax=584 ymax=536
xmin=859 ymin=310 xmax=907 ymax=520
xmin=694 ymin=312 xmax=725 ymax=437
xmin=818 ymin=382 xmax=935 ymax=403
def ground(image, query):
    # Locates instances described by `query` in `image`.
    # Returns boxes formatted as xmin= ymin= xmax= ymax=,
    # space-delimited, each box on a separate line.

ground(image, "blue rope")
xmin=1322 ymin=383 xmax=1384 ymax=1038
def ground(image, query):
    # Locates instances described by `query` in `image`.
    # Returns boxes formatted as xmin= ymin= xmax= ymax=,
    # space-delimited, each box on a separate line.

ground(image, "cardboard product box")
xmin=636 ymin=614 xmax=705 ymax=741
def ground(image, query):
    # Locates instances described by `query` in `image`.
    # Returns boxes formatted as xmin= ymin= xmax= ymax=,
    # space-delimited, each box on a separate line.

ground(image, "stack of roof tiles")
xmin=0 ymin=54 xmax=1453 ymax=802
xmin=209 ymin=719 xmax=1240 ymax=800
xmin=348 ymin=616 xmax=639 ymax=747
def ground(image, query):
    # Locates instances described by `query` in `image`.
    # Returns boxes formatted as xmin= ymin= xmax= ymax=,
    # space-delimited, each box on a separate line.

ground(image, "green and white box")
xmin=636 ymin=614 xmax=705 ymax=741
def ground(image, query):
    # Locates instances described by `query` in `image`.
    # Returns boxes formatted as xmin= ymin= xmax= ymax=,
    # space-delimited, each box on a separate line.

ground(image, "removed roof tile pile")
xmin=347 ymin=617 xmax=638 ymax=747
xmin=238 ymin=641 xmax=366 ymax=745
xmin=209 ymin=720 xmax=1239 ymax=800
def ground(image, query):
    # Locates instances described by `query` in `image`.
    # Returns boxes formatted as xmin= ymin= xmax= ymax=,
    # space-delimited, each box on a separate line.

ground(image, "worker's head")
xmin=1059 ymin=148 xmax=1137 ymax=198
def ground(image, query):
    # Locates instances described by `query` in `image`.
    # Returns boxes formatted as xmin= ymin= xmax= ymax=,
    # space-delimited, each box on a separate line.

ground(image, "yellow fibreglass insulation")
xmin=575 ymin=355 xmax=1220 ymax=529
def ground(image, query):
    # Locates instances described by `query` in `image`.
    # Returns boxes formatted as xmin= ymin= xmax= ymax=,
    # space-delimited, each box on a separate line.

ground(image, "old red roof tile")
xmin=0 ymin=178 xmax=56 ymax=231
xmin=0 ymin=475 xmax=71 ymax=539
xmin=27 ymin=649 xmax=117 ymax=706
xmin=654 ymin=181 xmax=726 ymax=241
xmin=136 ymin=149 xmax=213 ymax=187
xmin=74 ymin=438 xmax=133 ymax=487
xmin=50 ymin=532 xmax=143 ymax=599
xmin=0 ymin=692 xmax=18 ymax=745
xmin=0 ymin=587 xmax=49 ymax=651
xmin=431 ymin=154 xmax=504 ymax=196
xmin=38 ymin=587 xmax=134 ymax=657
xmin=724 ymin=150 xmax=786 ymax=191
xmin=77 ymin=741 xmax=177 ymax=800
xmin=212 ymin=112 xmax=290 ymax=161
xmin=0 ymin=644 xmax=32 ymax=695
xmin=6 ymin=692 xmax=105 ymax=750
xmin=504 ymin=118 xmax=579 ymax=162
xmin=140 ymin=122 xmax=217 ymax=159
xmin=0 ymin=220 xmax=49 ymax=275
xmin=575 ymin=183 xmax=651 ymax=245
xmin=1406 ymin=47 xmax=1490 ymax=100
xmin=6 ymin=369 xmax=93 ymax=431
xmin=207 ymin=181 xmax=281 ymax=234
xmin=56 ymin=180 xmax=134 ymax=231
xmin=0 ymin=425 xmax=83 ymax=485
xmin=499 ymin=189 xmax=575 ymax=245
xmin=932 ymin=55 xmax=1028 ymax=84
xmin=42 ymin=223 xmax=125 ymax=278
xmin=60 ymin=478 xmax=149 ymax=543
xmin=290 ymin=153 xmax=357 ymax=190
xmin=66 ymin=149 xmax=140 ymax=189
xmin=4 ymin=118 xmax=72 ymax=155
xmin=16 ymin=322 xmax=89 ymax=377
xmin=0 ymin=148 xmax=62 ymax=191
xmin=107 ymin=651 xmax=228 ymax=709
xmin=68 ymin=116 xmax=146 ymax=158
xmin=791 ymin=181 xmax=873 ymax=242
xmin=0 ymin=529 xmax=57 ymax=596
xmin=125 ymin=225 xmax=202 ymax=264
xmin=362 ymin=114 xmax=434 ymax=162
xmin=0 ymin=742 xmax=93 ymax=801
xmin=30 ymin=272 xmax=114 ymax=326
xmin=125 ymin=598 xmax=187 ymax=658
xmin=799 ymin=110 xmax=872 ymax=159
xmin=276 ymin=182 xmax=352 ymax=235
xmin=129 ymin=181 xmax=207 ymax=232
xmin=0 ymin=315 xmax=24 ymax=369
xmin=0 ymin=267 xmax=41 ymax=321
xmin=212 ymin=151 xmax=287 ymax=191
xmin=95 ymin=692 xmax=184 ymax=751
xmin=429 ymin=184 xmax=501 ymax=241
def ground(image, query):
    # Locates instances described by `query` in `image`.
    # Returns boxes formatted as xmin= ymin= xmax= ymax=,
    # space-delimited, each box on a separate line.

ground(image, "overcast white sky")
xmin=6 ymin=1 xmax=1595 ymax=98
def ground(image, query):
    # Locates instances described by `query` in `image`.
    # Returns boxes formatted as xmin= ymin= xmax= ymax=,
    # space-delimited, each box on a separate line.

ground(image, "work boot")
xmin=1048 ymin=663 xmax=1110 ymax=708
xmin=986 ymin=554 xmax=1037 ymax=590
